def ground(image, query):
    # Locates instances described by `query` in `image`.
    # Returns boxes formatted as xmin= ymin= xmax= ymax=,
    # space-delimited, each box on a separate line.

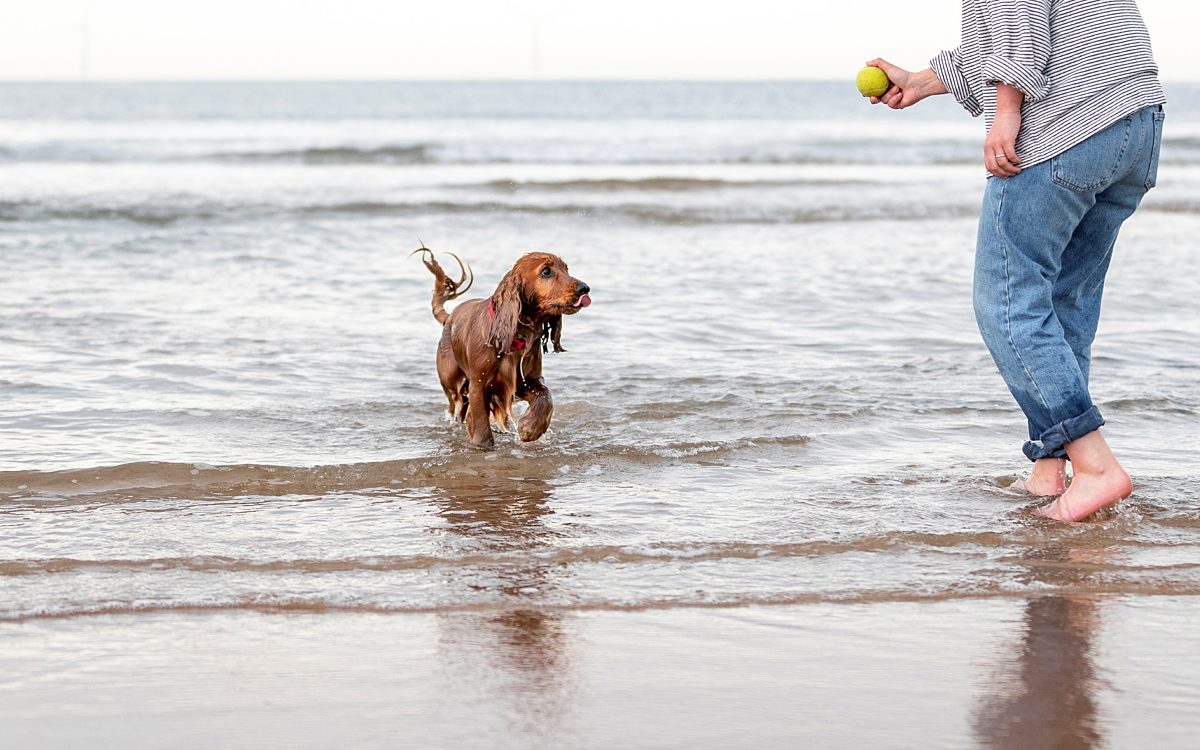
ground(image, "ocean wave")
xmin=2 ymin=131 xmax=1199 ymax=167
xmin=7 ymin=195 xmax=1188 ymax=227
xmin=1099 ymin=396 xmax=1198 ymax=415
xmin=482 ymin=176 xmax=866 ymax=193
xmin=0 ymin=202 xmax=213 ymax=225
xmin=3 ymin=132 xmax=1200 ymax=167
xmin=8 ymin=580 xmax=1200 ymax=623
xmin=199 ymin=135 xmax=1200 ymax=168
xmin=0 ymin=457 xmax=449 ymax=500
xmin=14 ymin=532 xmax=1200 ymax=577
xmin=0 ymin=142 xmax=971 ymax=166
xmin=0 ymin=197 xmax=985 ymax=227
xmin=1 ymin=438 xmax=817 ymax=501
xmin=213 ymin=144 xmax=433 ymax=164
xmin=1141 ymin=200 xmax=1200 ymax=215
xmin=0 ymin=539 xmax=934 ymax=576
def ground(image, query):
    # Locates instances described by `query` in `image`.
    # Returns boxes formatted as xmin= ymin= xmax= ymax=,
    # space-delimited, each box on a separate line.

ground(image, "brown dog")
xmin=416 ymin=248 xmax=591 ymax=448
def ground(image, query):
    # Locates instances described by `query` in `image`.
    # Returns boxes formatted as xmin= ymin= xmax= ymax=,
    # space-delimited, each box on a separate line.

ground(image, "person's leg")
xmin=1034 ymin=106 xmax=1163 ymax=520
xmin=1052 ymin=186 xmax=1142 ymax=385
xmin=973 ymin=159 xmax=1101 ymax=466
xmin=975 ymin=107 xmax=1162 ymax=519
xmin=1019 ymin=154 xmax=1144 ymax=498
xmin=1019 ymin=177 xmax=1140 ymax=499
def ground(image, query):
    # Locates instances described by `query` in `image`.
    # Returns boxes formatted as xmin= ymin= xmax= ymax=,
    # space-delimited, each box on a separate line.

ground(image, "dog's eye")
xmin=540 ymin=266 xmax=554 ymax=278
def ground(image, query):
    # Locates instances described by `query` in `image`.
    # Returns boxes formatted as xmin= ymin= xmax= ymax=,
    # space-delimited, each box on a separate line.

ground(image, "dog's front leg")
xmin=465 ymin=376 xmax=495 ymax=449
xmin=517 ymin=376 xmax=553 ymax=442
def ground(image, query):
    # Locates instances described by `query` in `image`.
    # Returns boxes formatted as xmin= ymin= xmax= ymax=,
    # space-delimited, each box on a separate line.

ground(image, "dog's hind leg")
xmin=442 ymin=377 xmax=467 ymax=422
xmin=489 ymin=358 xmax=519 ymax=433
xmin=489 ymin=399 xmax=513 ymax=433
xmin=437 ymin=334 xmax=466 ymax=420
xmin=456 ymin=381 xmax=470 ymax=421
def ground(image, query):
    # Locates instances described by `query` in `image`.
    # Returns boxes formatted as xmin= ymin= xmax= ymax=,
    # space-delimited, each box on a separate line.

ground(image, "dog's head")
xmin=489 ymin=252 xmax=590 ymax=354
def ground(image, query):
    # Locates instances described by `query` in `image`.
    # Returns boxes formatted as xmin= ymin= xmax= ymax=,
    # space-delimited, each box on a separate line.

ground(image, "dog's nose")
xmin=576 ymin=282 xmax=590 ymax=296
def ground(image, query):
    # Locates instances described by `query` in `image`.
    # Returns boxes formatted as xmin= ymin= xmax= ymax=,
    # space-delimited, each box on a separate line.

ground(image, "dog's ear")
xmin=544 ymin=315 xmax=564 ymax=353
xmin=488 ymin=270 xmax=522 ymax=354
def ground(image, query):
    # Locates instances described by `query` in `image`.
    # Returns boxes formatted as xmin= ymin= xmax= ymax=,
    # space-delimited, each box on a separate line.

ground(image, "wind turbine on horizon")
xmin=78 ymin=1 xmax=95 ymax=79
xmin=509 ymin=0 xmax=555 ymax=78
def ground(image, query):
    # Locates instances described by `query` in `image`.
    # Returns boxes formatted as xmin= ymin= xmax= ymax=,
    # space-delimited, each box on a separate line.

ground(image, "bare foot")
xmin=1034 ymin=431 xmax=1131 ymax=522
xmin=1034 ymin=470 xmax=1131 ymax=521
xmin=1013 ymin=458 xmax=1066 ymax=496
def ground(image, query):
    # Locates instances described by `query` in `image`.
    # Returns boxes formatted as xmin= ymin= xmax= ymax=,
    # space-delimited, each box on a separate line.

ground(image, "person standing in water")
xmin=867 ymin=0 xmax=1165 ymax=521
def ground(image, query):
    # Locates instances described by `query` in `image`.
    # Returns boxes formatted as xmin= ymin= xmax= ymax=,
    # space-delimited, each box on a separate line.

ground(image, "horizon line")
xmin=2 ymin=77 xmax=849 ymax=83
xmin=2 ymin=76 xmax=1193 ymax=85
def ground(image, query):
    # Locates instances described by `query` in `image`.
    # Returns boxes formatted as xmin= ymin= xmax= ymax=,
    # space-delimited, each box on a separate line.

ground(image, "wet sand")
xmin=3 ymin=597 xmax=1199 ymax=749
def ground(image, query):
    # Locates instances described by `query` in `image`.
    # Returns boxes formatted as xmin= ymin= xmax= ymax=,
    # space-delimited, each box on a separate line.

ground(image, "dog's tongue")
xmin=575 ymin=293 xmax=592 ymax=308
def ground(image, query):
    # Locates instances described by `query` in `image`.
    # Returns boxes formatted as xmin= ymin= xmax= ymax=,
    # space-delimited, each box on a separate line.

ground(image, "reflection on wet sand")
xmin=430 ymin=469 xmax=577 ymax=739
xmin=974 ymin=542 xmax=1111 ymax=748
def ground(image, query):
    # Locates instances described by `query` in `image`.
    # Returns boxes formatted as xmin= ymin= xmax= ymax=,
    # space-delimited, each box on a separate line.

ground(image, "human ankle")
xmin=1016 ymin=460 xmax=1066 ymax=496
xmin=1031 ymin=458 xmax=1065 ymax=478
xmin=1064 ymin=431 xmax=1120 ymax=474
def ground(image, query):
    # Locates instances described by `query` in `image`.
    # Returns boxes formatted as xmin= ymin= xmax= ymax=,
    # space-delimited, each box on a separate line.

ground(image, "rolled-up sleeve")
xmin=981 ymin=0 xmax=1052 ymax=101
xmin=930 ymin=47 xmax=983 ymax=117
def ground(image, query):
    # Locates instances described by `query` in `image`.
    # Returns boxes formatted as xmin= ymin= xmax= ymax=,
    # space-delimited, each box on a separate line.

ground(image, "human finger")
xmin=984 ymin=146 xmax=998 ymax=176
xmin=992 ymin=145 xmax=1019 ymax=177
xmin=990 ymin=150 xmax=1019 ymax=178
xmin=1002 ymin=142 xmax=1022 ymax=174
xmin=865 ymin=58 xmax=902 ymax=86
xmin=984 ymin=144 xmax=1007 ymax=177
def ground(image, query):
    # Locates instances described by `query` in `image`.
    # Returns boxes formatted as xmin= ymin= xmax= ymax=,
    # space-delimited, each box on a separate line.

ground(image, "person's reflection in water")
xmin=429 ymin=461 xmax=578 ymax=740
xmin=973 ymin=541 xmax=1109 ymax=749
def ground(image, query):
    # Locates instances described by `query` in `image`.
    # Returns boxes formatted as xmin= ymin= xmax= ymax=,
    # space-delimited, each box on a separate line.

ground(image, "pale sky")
xmin=0 ymin=0 xmax=1193 ymax=81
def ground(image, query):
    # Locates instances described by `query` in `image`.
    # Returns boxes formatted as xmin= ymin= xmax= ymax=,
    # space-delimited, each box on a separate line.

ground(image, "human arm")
xmin=930 ymin=47 xmax=983 ymax=116
xmin=864 ymin=58 xmax=947 ymax=109
xmin=984 ymin=83 xmax=1024 ymax=177
xmin=979 ymin=0 xmax=1051 ymax=177
xmin=980 ymin=0 xmax=1052 ymax=102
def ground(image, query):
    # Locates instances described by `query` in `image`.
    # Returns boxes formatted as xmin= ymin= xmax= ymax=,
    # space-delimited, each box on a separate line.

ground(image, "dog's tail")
xmin=412 ymin=247 xmax=473 ymax=326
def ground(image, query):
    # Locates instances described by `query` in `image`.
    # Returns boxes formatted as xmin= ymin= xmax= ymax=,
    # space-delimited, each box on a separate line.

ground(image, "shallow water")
xmin=1 ymin=81 xmax=1199 ymax=743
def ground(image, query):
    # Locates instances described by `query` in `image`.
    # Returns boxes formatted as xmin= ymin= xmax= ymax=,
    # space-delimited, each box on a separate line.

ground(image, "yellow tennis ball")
xmin=856 ymin=66 xmax=891 ymax=97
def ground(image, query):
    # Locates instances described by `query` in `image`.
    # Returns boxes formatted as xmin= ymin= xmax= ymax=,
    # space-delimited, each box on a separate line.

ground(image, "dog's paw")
xmin=518 ymin=421 xmax=549 ymax=443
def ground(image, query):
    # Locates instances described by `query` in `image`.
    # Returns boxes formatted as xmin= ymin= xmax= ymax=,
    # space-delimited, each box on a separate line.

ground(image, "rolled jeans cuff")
xmin=1022 ymin=406 xmax=1105 ymax=461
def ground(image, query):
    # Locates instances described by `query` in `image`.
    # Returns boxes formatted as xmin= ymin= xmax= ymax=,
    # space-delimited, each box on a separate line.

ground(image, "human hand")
xmin=864 ymin=59 xmax=945 ymax=109
xmin=985 ymin=84 xmax=1024 ymax=178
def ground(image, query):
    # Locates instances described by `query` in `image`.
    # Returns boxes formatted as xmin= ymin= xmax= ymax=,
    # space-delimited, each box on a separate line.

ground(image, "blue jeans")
xmin=973 ymin=104 xmax=1164 ymax=461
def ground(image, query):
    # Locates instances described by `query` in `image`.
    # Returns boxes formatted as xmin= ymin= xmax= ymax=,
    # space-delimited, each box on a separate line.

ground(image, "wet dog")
xmin=416 ymin=248 xmax=590 ymax=448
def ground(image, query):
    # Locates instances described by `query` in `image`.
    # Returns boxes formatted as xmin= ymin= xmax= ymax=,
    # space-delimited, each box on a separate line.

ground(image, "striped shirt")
xmin=930 ymin=0 xmax=1165 ymax=169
